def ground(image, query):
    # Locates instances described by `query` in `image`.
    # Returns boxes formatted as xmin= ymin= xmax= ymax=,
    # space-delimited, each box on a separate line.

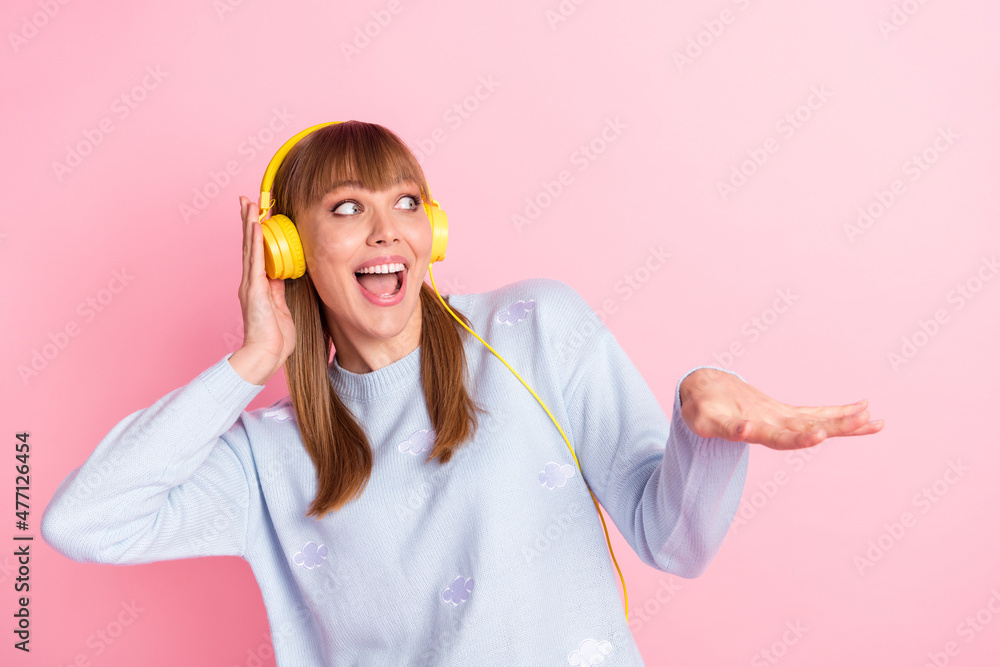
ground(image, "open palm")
xmin=679 ymin=368 xmax=884 ymax=450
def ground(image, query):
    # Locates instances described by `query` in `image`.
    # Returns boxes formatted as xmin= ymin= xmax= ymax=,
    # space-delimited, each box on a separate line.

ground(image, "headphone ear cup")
xmin=260 ymin=214 xmax=307 ymax=280
xmin=425 ymin=199 xmax=448 ymax=264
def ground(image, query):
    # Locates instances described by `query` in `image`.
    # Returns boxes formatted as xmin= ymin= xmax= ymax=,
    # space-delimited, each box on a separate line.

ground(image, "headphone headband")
xmin=257 ymin=120 xmax=439 ymax=223
xmin=258 ymin=121 xmax=342 ymax=222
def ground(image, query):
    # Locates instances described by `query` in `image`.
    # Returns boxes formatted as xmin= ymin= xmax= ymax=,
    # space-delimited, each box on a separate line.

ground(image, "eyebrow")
xmin=325 ymin=175 xmax=416 ymax=197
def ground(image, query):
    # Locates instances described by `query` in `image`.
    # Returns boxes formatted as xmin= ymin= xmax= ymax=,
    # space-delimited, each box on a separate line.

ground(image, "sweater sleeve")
xmin=40 ymin=353 xmax=266 ymax=565
xmin=546 ymin=280 xmax=750 ymax=578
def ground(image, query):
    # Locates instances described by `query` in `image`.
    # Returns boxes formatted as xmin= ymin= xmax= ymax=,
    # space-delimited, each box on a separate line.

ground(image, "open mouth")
xmin=354 ymin=268 xmax=404 ymax=299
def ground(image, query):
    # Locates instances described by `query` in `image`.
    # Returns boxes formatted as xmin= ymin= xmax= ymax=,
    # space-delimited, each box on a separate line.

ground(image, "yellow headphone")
xmin=257 ymin=121 xmax=630 ymax=623
xmin=257 ymin=121 xmax=448 ymax=279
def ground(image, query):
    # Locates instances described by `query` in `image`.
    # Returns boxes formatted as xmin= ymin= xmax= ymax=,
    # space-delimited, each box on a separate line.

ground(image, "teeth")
xmin=356 ymin=262 xmax=404 ymax=274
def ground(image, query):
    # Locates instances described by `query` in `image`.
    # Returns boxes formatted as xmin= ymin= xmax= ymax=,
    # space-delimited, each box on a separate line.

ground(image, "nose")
xmin=368 ymin=203 xmax=400 ymax=247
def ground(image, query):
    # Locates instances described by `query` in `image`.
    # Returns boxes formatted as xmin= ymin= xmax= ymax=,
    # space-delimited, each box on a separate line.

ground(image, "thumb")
xmin=269 ymin=278 xmax=289 ymax=308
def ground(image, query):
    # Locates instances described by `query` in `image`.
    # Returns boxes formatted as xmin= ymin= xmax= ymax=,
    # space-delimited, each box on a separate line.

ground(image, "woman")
xmin=41 ymin=121 xmax=883 ymax=666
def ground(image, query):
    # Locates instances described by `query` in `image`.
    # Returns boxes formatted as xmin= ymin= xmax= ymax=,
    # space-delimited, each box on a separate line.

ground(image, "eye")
xmin=330 ymin=194 xmax=421 ymax=216
xmin=396 ymin=194 xmax=421 ymax=210
xmin=332 ymin=200 xmax=362 ymax=216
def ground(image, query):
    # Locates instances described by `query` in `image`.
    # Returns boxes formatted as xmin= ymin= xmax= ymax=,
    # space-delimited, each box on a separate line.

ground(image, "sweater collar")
xmin=328 ymin=343 xmax=422 ymax=401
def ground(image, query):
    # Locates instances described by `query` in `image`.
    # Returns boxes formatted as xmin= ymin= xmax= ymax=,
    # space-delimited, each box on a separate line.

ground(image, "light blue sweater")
xmin=41 ymin=277 xmax=750 ymax=666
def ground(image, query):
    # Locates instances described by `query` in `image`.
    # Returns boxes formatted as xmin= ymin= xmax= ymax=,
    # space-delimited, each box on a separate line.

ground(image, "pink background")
xmin=3 ymin=0 xmax=999 ymax=665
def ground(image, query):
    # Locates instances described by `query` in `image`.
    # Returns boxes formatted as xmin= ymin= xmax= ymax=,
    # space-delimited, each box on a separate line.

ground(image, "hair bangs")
xmin=272 ymin=121 xmax=430 ymax=223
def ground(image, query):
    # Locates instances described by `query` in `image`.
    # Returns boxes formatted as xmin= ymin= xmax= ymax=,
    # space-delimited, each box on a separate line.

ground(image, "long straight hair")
xmin=271 ymin=121 xmax=487 ymax=518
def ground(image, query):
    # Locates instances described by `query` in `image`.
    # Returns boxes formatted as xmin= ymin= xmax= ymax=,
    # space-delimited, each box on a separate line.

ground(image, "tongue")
xmin=357 ymin=272 xmax=398 ymax=296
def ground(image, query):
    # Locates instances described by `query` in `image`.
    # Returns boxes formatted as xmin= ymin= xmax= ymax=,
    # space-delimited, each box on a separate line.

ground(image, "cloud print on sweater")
xmin=262 ymin=398 xmax=295 ymax=421
xmin=568 ymin=638 xmax=613 ymax=666
xmin=497 ymin=299 xmax=535 ymax=325
xmin=539 ymin=462 xmax=576 ymax=489
xmin=441 ymin=575 xmax=474 ymax=605
xmin=398 ymin=429 xmax=435 ymax=455
xmin=292 ymin=541 xmax=329 ymax=569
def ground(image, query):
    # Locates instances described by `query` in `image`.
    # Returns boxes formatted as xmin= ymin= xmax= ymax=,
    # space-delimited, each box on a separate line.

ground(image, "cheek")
xmin=410 ymin=222 xmax=433 ymax=256
xmin=304 ymin=244 xmax=333 ymax=268
xmin=302 ymin=233 xmax=350 ymax=269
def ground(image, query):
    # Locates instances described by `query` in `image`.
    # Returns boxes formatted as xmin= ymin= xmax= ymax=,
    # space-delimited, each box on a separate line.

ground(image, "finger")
xmin=739 ymin=420 xmax=825 ymax=450
xmin=270 ymin=278 xmax=290 ymax=310
xmin=775 ymin=410 xmax=859 ymax=443
xmin=248 ymin=202 xmax=264 ymax=280
xmin=240 ymin=197 xmax=251 ymax=289
xmin=789 ymin=409 xmax=885 ymax=438
xmin=836 ymin=419 xmax=885 ymax=437
xmin=814 ymin=408 xmax=874 ymax=438
xmin=788 ymin=399 xmax=869 ymax=419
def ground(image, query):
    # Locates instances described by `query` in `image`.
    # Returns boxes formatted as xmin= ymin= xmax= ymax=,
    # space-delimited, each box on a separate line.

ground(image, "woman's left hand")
xmin=679 ymin=368 xmax=885 ymax=450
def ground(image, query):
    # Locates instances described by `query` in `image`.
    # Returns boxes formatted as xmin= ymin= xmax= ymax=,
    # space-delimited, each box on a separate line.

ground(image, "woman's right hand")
xmin=228 ymin=196 xmax=297 ymax=386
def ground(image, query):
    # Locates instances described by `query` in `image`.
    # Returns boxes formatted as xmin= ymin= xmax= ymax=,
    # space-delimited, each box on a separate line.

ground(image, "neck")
xmin=329 ymin=300 xmax=423 ymax=374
